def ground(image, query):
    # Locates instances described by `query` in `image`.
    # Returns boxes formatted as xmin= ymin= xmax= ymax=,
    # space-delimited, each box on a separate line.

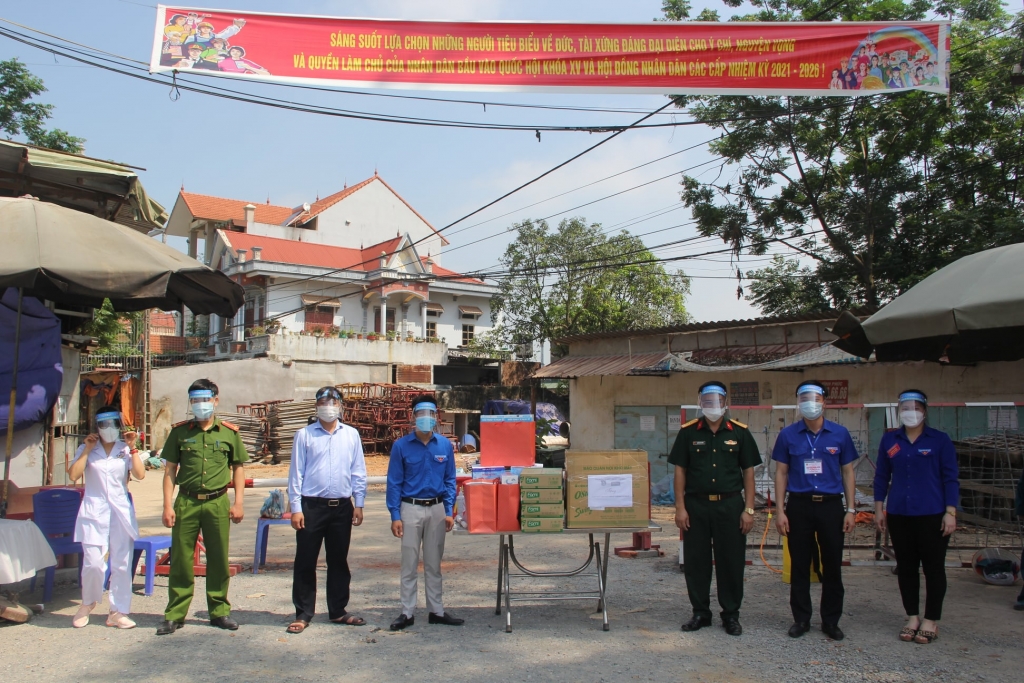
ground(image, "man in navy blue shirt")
xmin=773 ymin=380 xmax=859 ymax=641
xmin=386 ymin=395 xmax=462 ymax=631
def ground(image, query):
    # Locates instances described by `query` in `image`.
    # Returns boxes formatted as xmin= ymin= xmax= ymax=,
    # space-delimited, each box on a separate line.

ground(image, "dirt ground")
xmin=2 ymin=472 xmax=1022 ymax=683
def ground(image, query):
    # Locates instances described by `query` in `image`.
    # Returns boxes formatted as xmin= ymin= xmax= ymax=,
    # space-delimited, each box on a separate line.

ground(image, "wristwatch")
xmin=744 ymin=507 xmax=755 ymax=515
xmin=845 ymin=508 xmax=856 ymax=514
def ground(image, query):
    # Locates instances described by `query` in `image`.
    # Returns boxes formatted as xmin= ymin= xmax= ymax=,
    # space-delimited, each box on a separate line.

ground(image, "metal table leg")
xmin=495 ymin=535 xmax=504 ymax=615
xmin=504 ymin=535 xmax=512 ymax=632
xmin=594 ymin=536 xmax=609 ymax=631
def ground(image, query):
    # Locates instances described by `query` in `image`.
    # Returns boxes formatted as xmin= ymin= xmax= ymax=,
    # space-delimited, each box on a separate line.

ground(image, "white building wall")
xmin=423 ymin=291 xmax=494 ymax=347
xmin=264 ymin=278 xmax=364 ymax=334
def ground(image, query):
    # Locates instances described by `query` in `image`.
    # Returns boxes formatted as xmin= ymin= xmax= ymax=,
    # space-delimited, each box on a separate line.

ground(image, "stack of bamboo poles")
xmin=219 ymin=410 xmax=271 ymax=463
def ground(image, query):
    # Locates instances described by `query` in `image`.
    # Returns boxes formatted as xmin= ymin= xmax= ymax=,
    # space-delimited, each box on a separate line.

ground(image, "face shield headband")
xmin=95 ymin=411 xmax=122 ymax=429
xmin=316 ymin=387 xmax=342 ymax=402
xmin=188 ymin=389 xmax=215 ymax=401
xmin=796 ymin=384 xmax=825 ymax=400
xmin=698 ymin=385 xmax=727 ymax=410
xmin=414 ymin=402 xmax=438 ymax=416
xmin=898 ymin=391 xmax=928 ymax=407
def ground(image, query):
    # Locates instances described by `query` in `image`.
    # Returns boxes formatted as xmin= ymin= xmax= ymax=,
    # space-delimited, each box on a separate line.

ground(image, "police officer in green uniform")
xmin=670 ymin=381 xmax=761 ymax=636
xmin=156 ymin=379 xmax=248 ymax=635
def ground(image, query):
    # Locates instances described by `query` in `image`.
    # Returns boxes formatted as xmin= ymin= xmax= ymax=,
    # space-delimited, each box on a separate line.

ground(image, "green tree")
xmin=490 ymin=217 xmax=690 ymax=354
xmin=669 ymin=0 xmax=1024 ymax=313
xmin=80 ymin=299 xmax=143 ymax=354
xmin=0 ymin=58 xmax=84 ymax=153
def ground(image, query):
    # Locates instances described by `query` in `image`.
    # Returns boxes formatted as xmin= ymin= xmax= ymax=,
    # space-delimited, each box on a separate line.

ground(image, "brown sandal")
xmin=330 ymin=613 xmax=366 ymax=626
xmin=914 ymin=629 xmax=938 ymax=644
xmin=286 ymin=620 xmax=309 ymax=634
xmin=899 ymin=626 xmax=918 ymax=642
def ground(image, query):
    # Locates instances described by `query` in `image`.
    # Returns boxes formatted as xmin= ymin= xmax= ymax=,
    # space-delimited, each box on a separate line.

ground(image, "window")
xmin=462 ymin=324 xmax=474 ymax=347
xmin=426 ymin=309 xmax=442 ymax=318
xmin=426 ymin=320 xmax=437 ymax=338
xmin=304 ymin=305 xmax=334 ymax=332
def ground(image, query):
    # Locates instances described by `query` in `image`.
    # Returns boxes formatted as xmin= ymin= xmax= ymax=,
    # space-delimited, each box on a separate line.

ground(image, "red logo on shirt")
xmin=826 ymin=447 xmax=839 ymax=455
xmin=887 ymin=443 xmax=900 ymax=458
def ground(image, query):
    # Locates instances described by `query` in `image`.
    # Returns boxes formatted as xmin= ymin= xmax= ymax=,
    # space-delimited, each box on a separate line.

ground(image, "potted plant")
xmin=405 ymin=332 xmax=415 ymax=342
xmin=266 ymin=320 xmax=281 ymax=334
xmin=356 ymin=332 xmax=363 ymax=340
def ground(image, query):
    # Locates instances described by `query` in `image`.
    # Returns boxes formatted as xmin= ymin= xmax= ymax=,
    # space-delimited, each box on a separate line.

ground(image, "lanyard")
xmin=805 ymin=430 xmax=823 ymax=457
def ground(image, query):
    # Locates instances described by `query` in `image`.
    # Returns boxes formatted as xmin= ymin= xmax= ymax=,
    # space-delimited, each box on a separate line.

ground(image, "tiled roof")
xmin=430 ymin=261 xmax=485 ymax=285
xmin=180 ymin=192 xmax=294 ymax=225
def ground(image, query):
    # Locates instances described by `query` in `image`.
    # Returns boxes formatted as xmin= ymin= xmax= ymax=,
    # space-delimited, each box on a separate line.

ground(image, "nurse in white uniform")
xmin=68 ymin=406 xmax=145 ymax=628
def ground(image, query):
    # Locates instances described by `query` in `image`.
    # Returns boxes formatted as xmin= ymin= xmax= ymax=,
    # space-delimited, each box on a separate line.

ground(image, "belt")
xmin=180 ymin=486 xmax=228 ymax=501
xmin=689 ymin=491 xmax=742 ymax=501
xmin=302 ymin=496 xmax=351 ymax=507
xmin=402 ymin=496 xmax=443 ymax=506
xmin=789 ymin=493 xmax=842 ymax=502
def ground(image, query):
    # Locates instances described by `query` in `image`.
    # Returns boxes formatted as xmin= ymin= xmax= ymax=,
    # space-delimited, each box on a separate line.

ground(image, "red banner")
xmin=151 ymin=6 xmax=949 ymax=96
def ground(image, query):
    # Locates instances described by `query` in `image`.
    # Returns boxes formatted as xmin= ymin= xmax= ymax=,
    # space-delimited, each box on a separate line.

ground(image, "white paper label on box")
xmin=501 ymin=473 xmax=519 ymax=485
xmin=640 ymin=416 xmax=656 ymax=431
xmin=588 ymin=474 xmax=633 ymax=510
xmin=667 ymin=414 xmax=681 ymax=432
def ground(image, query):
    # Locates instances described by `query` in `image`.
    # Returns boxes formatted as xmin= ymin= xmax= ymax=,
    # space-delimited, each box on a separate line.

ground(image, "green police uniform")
xmin=668 ymin=417 xmax=761 ymax=620
xmin=161 ymin=416 xmax=248 ymax=623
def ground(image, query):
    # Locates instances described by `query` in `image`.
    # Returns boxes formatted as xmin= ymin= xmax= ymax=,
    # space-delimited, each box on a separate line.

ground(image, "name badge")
xmin=804 ymin=459 xmax=823 ymax=475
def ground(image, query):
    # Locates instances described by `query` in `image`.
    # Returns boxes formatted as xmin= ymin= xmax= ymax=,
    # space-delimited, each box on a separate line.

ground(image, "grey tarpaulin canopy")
xmin=0 ymin=196 xmax=244 ymax=516
xmin=831 ymin=243 xmax=1024 ymax=363
xmin=0 ymin=197 xmax=243 ymax=315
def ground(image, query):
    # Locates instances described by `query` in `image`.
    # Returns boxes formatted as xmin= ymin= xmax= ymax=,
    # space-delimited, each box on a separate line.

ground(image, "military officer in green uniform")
xmin=670 ymin=381 xmax=761 ymax=636
xmin=156 ymin=379 xmax=248 ymax=635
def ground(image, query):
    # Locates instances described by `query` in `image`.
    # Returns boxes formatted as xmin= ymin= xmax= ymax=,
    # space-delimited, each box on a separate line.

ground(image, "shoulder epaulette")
xmin=729 ymin=418 xmax=748 ymax=429
xmin=171 ymin=419 xmax=192 ymax=428
xmin=681 ymin=418 xmax=699 ymax=429
xmin=219 ymin=420 xmax=240 ymax=432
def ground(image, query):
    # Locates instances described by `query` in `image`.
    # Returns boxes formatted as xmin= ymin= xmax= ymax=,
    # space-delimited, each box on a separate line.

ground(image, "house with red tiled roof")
xmin=163 ymin=174 xmax=497 ymax=366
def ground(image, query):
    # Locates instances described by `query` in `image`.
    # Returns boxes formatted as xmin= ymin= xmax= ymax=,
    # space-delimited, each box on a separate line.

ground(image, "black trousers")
xmin=292 ymin=497 xmax=353 ymax=622
xmin=887 ymin=513 xmax=949 ymax=620
xmin=786 ymin=496 xmax=846 ymax=626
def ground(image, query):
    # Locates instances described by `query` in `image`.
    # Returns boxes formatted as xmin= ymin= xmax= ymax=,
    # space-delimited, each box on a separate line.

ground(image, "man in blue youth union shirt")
xmin=386 ymin=395 xmax=461 ymax=631
xmin=772 ymin=380 xmax=859 ymax=642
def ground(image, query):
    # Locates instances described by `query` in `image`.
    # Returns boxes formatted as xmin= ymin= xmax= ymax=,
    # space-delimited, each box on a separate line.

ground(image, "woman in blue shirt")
xmin=874 ymin=390 xmax=958 ymax=645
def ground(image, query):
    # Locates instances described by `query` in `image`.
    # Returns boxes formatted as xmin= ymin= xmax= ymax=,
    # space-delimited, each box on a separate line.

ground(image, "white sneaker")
xmin=106 ymin=612 xmax=136 ymax=629
xmin=72 ymin=602 xmax=96 ymax=628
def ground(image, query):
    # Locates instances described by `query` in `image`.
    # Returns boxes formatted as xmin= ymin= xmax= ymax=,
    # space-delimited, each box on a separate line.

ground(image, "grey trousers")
xmin=400 ymin=501 xmax=447 ymax=617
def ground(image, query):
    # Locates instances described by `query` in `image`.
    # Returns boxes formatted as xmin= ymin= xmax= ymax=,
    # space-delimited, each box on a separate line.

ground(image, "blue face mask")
xmin=416 ymin=416 xmax=437 ymax=433
xmin=191 ymin=402 xmax=215 ymax=420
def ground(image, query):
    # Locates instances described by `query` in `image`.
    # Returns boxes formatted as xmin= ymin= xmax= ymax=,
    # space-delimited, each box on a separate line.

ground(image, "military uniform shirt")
xmin=162 ymin=417 xmax=249 ymax=494
xmin=668 ymin=418 xmax=762 ymax=493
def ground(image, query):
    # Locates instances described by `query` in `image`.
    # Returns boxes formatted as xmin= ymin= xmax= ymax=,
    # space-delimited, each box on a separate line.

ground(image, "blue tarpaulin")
xmin=0 ymin=289 xmax=63 ymax=434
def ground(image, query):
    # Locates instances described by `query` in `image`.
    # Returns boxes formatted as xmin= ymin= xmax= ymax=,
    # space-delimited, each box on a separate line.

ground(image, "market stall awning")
xmin=0 ymin=140 xmax=167 ymax=233
xmin=300 ymin=294 xmax=341 ymax=307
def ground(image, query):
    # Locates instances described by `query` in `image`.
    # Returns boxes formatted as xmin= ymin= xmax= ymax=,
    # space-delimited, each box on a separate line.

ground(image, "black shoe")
xmin=681 ymin=615 xmax=712 ymax=632
xmin=428 ymin=612 xmax=464 ymax=625
xmin=788 ymin=621 xmax=811 ymax=638
xmin=822 ymin=623 xmax=845 ymax=641
xmin=156 ymin=620 xmax=184 ymax=635
xmin=723 ymin=617 xmax=743 ymax=636
xmin=210 ymin=616 xmax=238 ymax=630
xmin=390 ymin=614 xmax=414 ymax=631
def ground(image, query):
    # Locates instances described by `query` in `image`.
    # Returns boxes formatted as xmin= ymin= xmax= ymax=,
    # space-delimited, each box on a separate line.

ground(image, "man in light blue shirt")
xmin=286 ymin=386 xmax=367 ymax=634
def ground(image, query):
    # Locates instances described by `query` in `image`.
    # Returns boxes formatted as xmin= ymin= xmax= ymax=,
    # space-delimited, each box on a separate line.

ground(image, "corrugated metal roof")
xmin=533 ymin=352 xmax=673 ymax=378
xmin=554 ymin=308 xmax=877 ymax=344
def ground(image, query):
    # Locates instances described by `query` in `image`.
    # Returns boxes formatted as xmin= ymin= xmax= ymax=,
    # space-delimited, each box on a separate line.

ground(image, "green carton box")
xmin=521 ymin=503 xmax=564 ymax=518
xmin=521 ymin=488 xmax=563 ymax=504
xmin=521 ymin=517 xmax=563 ymax=533
xmin=518 ymin=468 xmax=563 ymax=489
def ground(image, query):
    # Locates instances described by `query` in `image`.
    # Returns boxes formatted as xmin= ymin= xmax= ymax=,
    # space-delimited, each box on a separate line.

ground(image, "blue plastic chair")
xmin=104 ymin=535 xmax=172 ymax=596
xmin=252 ymin=517 xmax=291 ymax=574
xmin=30 ymin=489 xmax=83 ymax=602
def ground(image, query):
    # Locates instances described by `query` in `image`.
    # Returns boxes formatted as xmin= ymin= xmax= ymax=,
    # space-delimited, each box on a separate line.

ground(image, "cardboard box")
xmin=521 ymin=488 xmax=563 ymax=504
xmin=500 ymin=473 xmax=519 ymax=485
xmin=519 ymin=468 xmax=563 ymax=489
xmin=480 ymin=415 xmax=536 ymax=467
xmin=521 ymin=516 xmax=564 ymax=533
xmin=564 ymin=450 xmax=650 ymax=529
xmin=496 ymin=483 xmax=521 ymax=532
xmin=472 ymin=466 xmax=505 ymax=480
xmin=520 ymin=503 xmax=564 ymax=518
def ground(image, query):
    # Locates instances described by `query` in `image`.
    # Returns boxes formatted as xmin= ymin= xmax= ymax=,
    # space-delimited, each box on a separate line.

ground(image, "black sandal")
xmin=330 ymin=613 xmax=366 ymax=626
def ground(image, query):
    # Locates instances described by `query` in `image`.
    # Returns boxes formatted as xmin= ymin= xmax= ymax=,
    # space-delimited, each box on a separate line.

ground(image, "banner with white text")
xmin=151 ymin=6 xmax=949 ymax=95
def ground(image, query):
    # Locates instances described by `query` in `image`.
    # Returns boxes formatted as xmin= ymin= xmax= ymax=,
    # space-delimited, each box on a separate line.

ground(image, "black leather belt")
xmin=303 ymin=496 xmax=350 ymax=507
xmin=402 ymin=496 xmax=443 ymax=506
xmin=789 ymin=493 xmax=842 ymax=502
xmin=689 ymin=491 xmax=742 ymax=501
xmin=180 ymin=486 xmax=228 ymax=501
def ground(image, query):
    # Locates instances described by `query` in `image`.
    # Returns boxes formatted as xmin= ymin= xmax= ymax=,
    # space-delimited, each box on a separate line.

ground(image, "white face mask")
xmin=191 ymin=401 xmax=215 ymax=420
xmin=701 ymin=405 xmax=725 ymax=422
xmin=900 ymin=410 xmax=924 ymax=428
xmin=317 ymin=405 xmax=340 ymax=423
xmin=799 ymin=400 xmax=824 ymax=420
xmin=98 ymin=427 xmax=120 ymax=444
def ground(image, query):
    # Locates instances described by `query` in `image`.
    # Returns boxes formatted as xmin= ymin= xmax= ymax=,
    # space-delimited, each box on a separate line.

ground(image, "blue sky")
xmin=0 ymin=0 xmax=778 ymax=322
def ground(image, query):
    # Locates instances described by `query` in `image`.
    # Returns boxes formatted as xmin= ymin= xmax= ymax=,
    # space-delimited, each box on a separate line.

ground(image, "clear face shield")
xmin=698 ymin=388 xmax=727 ymax=422
xmin=188 ymin=389 xmax=217 ymax=420
xmin=95 ymin=411 xmax=123 ymax=444
xmin=797 ymin=385 xmax=825 ymax=420
xmin=898 ymin=392 xmax=927 ymax=428
xmin=315 ymin=387 xmax=342 ymax=422
xmin=413 ymin=402 xmax=438 ymax=433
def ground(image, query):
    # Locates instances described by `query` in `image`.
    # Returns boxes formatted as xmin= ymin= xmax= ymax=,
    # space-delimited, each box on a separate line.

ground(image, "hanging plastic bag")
xmin=260 ymin=489 xmax=285 ymax=519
